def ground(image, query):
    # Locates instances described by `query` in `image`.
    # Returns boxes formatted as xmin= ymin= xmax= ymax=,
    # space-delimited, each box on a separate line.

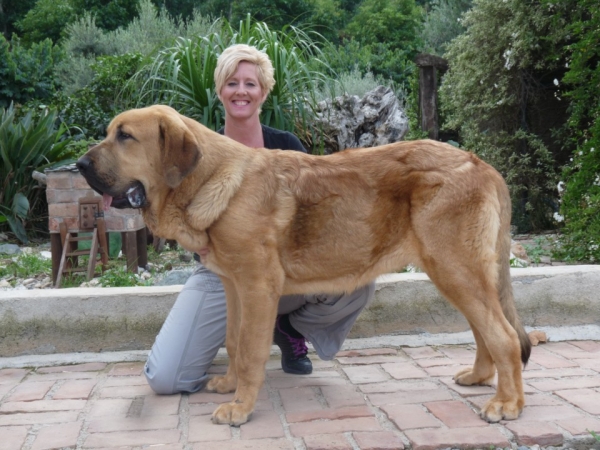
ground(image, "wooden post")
xmin=415 ymin=54 xmax=448 ymax=140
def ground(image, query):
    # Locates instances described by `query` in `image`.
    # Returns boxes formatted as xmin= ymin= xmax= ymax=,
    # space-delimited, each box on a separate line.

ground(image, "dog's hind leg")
xmin=423 ymin=261 xmax=524 ymax=423
xmin=454 ymin=322 xmax=495 ymax=386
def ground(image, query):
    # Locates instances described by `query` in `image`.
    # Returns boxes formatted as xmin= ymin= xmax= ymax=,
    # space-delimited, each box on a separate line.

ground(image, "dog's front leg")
xmin=210 ymin=275 xmax=282 ymax=426
xmin=206 ymin=277 xmax=240 ymax=395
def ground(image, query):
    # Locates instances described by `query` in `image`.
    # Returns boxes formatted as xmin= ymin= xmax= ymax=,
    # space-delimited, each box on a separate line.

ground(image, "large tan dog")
xmin=77 ymin=105 xmax=531 ymax=426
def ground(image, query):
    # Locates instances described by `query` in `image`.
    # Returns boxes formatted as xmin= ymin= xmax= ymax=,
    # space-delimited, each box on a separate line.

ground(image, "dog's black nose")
xmin=76 ymin=155 xmax=92 ymax=174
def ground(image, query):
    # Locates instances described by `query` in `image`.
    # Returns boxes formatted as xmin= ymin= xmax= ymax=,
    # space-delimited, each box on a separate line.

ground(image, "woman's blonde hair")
xmin=214 ymin=44 xmax=276 ymax=95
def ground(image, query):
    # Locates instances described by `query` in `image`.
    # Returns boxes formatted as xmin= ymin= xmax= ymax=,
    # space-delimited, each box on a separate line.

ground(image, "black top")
xmin=193 ymin=125 xmax=307 ymax=262
xmin=217 ymin=124 xmax=307 ymax=153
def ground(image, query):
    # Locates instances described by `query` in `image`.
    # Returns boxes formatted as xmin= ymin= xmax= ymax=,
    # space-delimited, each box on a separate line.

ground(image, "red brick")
xmin=84 ymin=429 xmax=181 ymax=447
xmin=240 ymin=410 xmax=285 ymax=439
xmin=0 ymin=399 xmax=86 ymax=413
xmin=87 ymin=399 xmax=132 ymax=419
xmin=422 ymin=364 xmax=471 ymax=377
xmin=141 ymin=394 xmax=181 ymax=416
xmin=359 ymin=380 xmax=439 ymax=394
xmin=438 ymin=377 xmax=496 ymax=396
xmin=267 ymin=375 xmax=346 ymax=389
xmin=88 ymin=415 xmax=179 ymax=433
xmin=0 ymin=369 xmax=30 ymax=384
xmin=352 ymin=431 xmax=405 ymax=450
xmin=570 ymin=340 xmax=600 ymax=353
xmin=48 ymin=203 xmax=79 ymax=218
xmin=108 ymin=362 xmax=144 ymax=376
xmin=37 ymin=363 xmax=107 ymax=374
xmin=379 ymin=404 xmax=441 ymax=430
xmin=103 ymin=375 xmax=147 ymax=387
xmin=368 ymin=388 xmax=453 ymax=407
xmin=0 ymin=411 xmax=79 ymax=426
xmin=31 ymin=421 xmax=83 ymax=450
xmin=321 ymin=385 xmax=367 ymax=408
xmin=414 ymin=357 xmax=455 ymax=368
xmin=289 ymin=417 xmax=381 ymax=437
xmin=287 ymin=406 xmax=374 ymax=423
xmin=424 ymin=400 xmax=488 ymax=428
xmin=46 ymin=172 xmax=73 ymax=189
xmin=53 ymin=379 xmax=97 ymax=400
xmin=0 ymin=426 xmax=29 ymax=450
xmin=72 ymin=175 xmax=96 ymax=189
xmin=279 ymin=387 xmax=322 ymax=413
xmin=99 ymin=384 xmax=154 ymax=398
xmin=303 ymin=433 xmax=352 ymax=449
xmin=522 ymin=367 xmax=594 ymax=379
xmin=542 ymin=342 xmax=594 ymax=359
xmin=188 ymin=415 xmax=231 ymax=442
xmin=576 ymin=358 xmax=600 ymax=372
xmin=504 ymin=421 xmax=563 ymax=446
xmin=342 ymin=366 xmax=388 ymax=384
xmin=49 ymin=217 xmax=79 ymax=232
xmin=519 ymin=405 xmax=584 ymax=421
xmin=27 ymin=371 xmax=97 ymax=382
xmin=405 ymin=427 xmax=510 ymax=450
xmin=381 ymin=362 xmax=428 ymax=379
xmin=529 ymin=347 xmax=579 ymax=369
xmin=403 ymin=347 xmax=443 ymax=360
xmin=336 ymin=348 xmax=397 ymax=358
xmin=555 ymin=388 xmax=600 ymax=414
xmin=468 ymin=393 xmax=563 ymax=410
xmin=336 ymin=355 xmax=407 ymax=365
xmin=104 ymin=216 xmax=125 ymax=230
xmin=189 ymin=391 xmax=234 ymax=404
xmin=556 ymin=416 xmax=600 ymax=436
xmin=437 ymin=347 xmax=476 ymax=363
xmin=192 ymin=439 xmax=294 ymax=450
xmin=528 ymin=377 xmax=600 ymax=392
xmin=6 ymin=381 xmax=54 ymax=402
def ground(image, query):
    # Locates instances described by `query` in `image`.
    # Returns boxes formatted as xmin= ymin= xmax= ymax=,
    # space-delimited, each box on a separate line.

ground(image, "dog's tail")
xmin=497 ymin=198 xmax=531 ymax=366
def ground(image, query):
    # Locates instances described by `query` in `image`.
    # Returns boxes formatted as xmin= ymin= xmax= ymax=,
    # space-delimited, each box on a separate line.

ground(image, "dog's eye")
xmin=118 ymin=130 xmax=132 ymax=141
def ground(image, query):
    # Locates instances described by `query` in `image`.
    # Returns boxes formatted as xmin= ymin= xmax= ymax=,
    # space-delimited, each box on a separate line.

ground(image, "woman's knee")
xmin=144 ymin=359 xmax=179 ymax=395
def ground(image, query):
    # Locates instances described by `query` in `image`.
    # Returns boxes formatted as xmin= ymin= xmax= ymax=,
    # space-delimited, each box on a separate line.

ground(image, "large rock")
xmin=315 ymin=85 xmax=409 ymax=152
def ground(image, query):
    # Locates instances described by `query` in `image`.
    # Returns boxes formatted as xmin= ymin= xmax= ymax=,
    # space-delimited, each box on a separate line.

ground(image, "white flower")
xmin=557 ymin=181 xmax=565 ymax=194
xmin=579 ymin=151 xmax=583 ymax=155
xmin=591 ymin=147 xmax=595 ymax=152
xmin=553 ymin=79 xmax=559 ymax=86
xmin=553 ymin=212 xmax=564 ymax=223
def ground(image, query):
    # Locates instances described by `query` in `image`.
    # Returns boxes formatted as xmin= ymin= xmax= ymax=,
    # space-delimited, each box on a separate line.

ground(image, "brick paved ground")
xmin=1 ymin=341 xmax=600 ymax=450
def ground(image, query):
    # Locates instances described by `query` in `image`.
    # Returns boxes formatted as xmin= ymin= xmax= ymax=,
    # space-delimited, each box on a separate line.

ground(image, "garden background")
xmin=0 ymin=0 xmax=598 ymax=267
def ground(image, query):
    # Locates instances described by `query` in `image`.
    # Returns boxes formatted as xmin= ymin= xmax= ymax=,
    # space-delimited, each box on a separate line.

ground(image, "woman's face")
xmin=219 ymin=61 xmax=268 ymax=122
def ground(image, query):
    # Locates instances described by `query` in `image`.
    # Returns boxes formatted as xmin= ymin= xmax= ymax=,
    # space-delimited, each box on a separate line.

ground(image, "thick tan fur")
xmin=78 ymin=105 xmax=531 ymax=425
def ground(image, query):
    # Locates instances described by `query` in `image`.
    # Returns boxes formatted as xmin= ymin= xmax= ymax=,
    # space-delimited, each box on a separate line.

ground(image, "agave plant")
xmin=0 ymin=104 xmax=75 ymax=243
xmin=127 ymin=15 xmax=335 ymax=144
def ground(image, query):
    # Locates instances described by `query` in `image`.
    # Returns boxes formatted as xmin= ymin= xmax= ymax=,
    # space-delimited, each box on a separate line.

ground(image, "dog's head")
xmin=76 ymin=105 xmax=201 ymax=210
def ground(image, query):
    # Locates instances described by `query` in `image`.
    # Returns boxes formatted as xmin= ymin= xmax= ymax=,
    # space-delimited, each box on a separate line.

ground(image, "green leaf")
xmin=13 ymin=192 xmax=29 ymax=219
xmin=5 ymin=215 xmax=28 ymax=244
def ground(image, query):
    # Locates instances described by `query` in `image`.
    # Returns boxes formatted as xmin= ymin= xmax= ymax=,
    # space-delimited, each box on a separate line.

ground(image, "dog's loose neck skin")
xmin=145 ymin=126 xmax=255 ymax=254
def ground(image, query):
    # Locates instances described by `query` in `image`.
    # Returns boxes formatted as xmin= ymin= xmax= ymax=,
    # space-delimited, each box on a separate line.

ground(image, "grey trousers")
xmin=144 ymin=265 xmax=375 ymax=394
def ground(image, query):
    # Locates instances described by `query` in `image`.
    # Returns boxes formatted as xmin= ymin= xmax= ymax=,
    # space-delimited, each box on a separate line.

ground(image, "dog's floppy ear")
xmin=159 ymin=114 xmax=201 ymax=188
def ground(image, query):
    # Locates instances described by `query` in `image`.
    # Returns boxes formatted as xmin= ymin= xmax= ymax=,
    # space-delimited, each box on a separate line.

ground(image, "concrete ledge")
xmin=1 ymin=265 xmax=599 ymax=357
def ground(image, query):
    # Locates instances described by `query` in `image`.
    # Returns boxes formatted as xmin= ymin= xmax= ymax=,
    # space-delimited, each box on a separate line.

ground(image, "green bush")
xmin=553 ymin=0 xmax=600 ymax=262
xmin=419 ymin=0 xmax=472 ymax=56
xmin=129 ymin=15 xmax=332 ymax=140
xmin=439 ymin=0 xmax=568 ymax=232
xmin=56 ymin=0 xmax=219 ymax=94
xmin=0 ymin=104 xmax=75 ymax=243
xmin=0 ymin=34 xmax=63 ymax=108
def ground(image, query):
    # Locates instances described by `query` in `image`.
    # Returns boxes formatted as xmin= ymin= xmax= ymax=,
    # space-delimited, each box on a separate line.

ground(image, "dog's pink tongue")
xmin=102 ymin=193 xmax=113 ymax=211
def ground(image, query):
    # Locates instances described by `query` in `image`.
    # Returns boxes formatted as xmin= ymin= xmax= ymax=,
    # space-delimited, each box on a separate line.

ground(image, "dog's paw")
xmin=453 ymin=366 xmax=495 ymax=386
xmin=211 ymin=402 xmax=253 ymax=426
xmin=206 ymin=375 xmax=237 ymax=394
xmin=480 ymin=396 xmax=522 ymax=422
